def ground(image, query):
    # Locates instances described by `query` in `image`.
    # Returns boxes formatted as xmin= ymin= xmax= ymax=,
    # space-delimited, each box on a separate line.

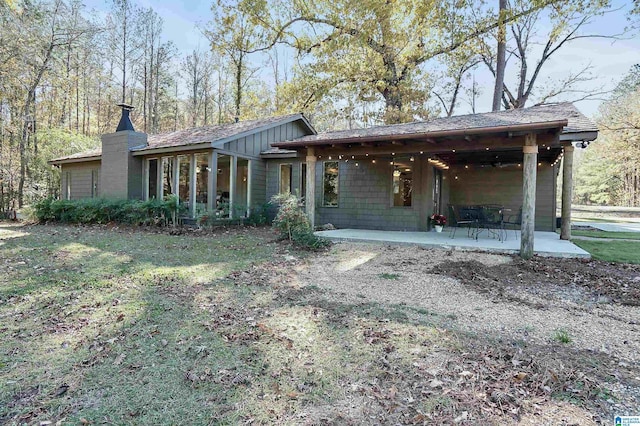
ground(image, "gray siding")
xmin=448 ymin=165 xmax=557 ymax=231
xmin=251 ymin=159 xmax=267 ymax=207
xmin=264 ymin=157 xmax=557 ymax=232
xmin=61 ymin=161 xmax=101 ymax=200
xmin=223 ymin=120 xmax=311 ymax=156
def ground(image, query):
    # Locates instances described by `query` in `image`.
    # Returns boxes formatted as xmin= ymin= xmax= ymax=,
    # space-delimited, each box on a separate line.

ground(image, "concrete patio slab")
xmin=315 ymin=228 xmax=590 ymax=258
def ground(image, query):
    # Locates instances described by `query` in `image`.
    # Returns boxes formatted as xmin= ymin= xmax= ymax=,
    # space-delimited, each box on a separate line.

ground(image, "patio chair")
xmin=448 ymin=204 xmax=479 ymax=239
xmin=504 ymin=206 xmax=522 ymax=239
xmin=478 ymin=205 xmax=506 ymax=242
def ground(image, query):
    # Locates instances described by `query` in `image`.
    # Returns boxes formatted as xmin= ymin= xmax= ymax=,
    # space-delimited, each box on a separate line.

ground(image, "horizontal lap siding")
xmin=448 ymin=166 xmax=556 ymax=231
xmin=61 ymin=161 xmax=100 ymax=200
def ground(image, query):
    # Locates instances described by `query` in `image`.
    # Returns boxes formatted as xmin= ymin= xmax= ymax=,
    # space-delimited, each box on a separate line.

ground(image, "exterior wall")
xmin=250 ymin=159 xmax=267 ymax=207
xmin=447 ymin=165 xmax=556 ymax=231
xmin=264 ymin=156 xmax=557 ymax=232
xmin=100 ymin=131 xmax=147 ymax=199
xmin=223 ymin=121 xmax=310 ymax=156
xmin=60 ymin=161 xmax=101 ymax=200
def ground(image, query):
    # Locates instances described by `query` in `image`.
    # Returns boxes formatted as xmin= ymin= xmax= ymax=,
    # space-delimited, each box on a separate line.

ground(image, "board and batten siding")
xmin=60 ymin=161 xmax=101 ymax=200
xmin=223 ymin=121 xmax=311 ymax=157
xmin=448 ymin=165 xmax=557 ymax=231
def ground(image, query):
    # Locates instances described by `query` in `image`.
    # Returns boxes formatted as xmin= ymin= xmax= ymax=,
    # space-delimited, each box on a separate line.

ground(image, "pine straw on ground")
xmin=223 ymin=256 xmax=640 ymax=425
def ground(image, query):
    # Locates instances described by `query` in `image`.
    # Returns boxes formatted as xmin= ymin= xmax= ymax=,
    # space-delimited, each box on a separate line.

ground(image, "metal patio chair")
xmin=448 ymin=204 xmax=479 ymax=239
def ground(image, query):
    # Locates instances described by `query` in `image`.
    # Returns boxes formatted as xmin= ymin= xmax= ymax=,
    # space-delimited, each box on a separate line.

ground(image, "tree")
xmin=479 ymin=0 xmax=615 ymax=110
xmin=575 ymin=65 xmax=640 ymax=206
xmin=206 ymin=0 xmax=266 ymax=122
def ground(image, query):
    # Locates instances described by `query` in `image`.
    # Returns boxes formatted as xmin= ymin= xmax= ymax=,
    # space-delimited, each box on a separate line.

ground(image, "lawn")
xmin=573 ymin=239 xmax=640 ymax=264
xmin=1 ymin=223 xmax=637 ymax=424
xmin=0 ymin=223 xmax=281 ymax=424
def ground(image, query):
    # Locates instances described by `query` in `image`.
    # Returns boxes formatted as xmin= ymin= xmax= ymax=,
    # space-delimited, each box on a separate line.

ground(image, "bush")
xmin=270 ymin=193 xmax=330 ymax=251
xmin=32 ymin=197 xmax=183 ymax=226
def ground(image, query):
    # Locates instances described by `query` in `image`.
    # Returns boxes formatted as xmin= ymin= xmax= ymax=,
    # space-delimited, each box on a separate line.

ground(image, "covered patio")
xmin=315 ymin=228 xmax=590 ymax=258
xmin=272 ymin=103 xmax=598 ymax=259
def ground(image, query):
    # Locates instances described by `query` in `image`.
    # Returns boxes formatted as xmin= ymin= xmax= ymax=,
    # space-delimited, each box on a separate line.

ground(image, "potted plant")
xmin=430 ymin=214 xmax=447 ymax=232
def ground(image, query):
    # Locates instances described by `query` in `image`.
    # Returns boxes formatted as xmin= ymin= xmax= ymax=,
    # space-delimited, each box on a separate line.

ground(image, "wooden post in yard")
xmin=521 ymin=134 xmax=538 ymax=259
xmin=306 ymin=147 xmax=316 ymax=230
xmin=560 ymin=144 xmax=574 ymax=240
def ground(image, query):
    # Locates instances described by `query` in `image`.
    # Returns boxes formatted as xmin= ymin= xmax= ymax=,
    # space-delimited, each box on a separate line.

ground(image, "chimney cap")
xmin=117 ymin=103 xmax=134 ymax=111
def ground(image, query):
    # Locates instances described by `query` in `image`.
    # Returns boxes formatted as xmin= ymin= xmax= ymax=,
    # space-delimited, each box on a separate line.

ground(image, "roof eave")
xmin=272 ymin=119 xmax=569 ymax=149
xmin=131 ymin=142 xmax=212 ymax=156
xmin=559 ymin=131 xmax=598 ymax=142
xmin=211 ymin=114 xmax=317 ymax=149
xmin=48 ymin=155 xmax=102 ymax=165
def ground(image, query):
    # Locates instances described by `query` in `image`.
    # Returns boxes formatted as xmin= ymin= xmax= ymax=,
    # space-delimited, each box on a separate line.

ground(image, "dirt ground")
xmin=289 ymin=242 xmax=640 ymax=423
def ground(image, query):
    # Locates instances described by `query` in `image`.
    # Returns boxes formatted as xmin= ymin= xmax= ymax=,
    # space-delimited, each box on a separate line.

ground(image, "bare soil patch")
xmin=291 ymin=243 xmax=640 ymax=423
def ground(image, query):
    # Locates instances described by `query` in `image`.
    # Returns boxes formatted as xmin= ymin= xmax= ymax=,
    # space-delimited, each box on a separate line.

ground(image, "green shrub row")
xmin=33 ymin=196 xmax=184 ymax=225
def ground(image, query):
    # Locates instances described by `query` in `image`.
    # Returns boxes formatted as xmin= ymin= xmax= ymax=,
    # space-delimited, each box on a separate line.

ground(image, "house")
xmin=50 ymin=103 xmax=597 ymax=258
xmin=50 ymin=105 xmax=316 ymax=219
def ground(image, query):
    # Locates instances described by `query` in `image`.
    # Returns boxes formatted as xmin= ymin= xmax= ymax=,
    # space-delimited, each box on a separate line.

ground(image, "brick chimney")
xmin=100 ymin=104 xmax=148 ymax=199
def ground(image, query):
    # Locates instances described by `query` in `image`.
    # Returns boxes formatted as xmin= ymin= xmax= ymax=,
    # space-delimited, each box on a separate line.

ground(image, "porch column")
xmin=207 ymin=152 xmax=217 ymax=212
xmin=560 ymin=143 xmax=575 ymax=240
xmin=306 ymin=147 xmax=316 ymax=229
xmin=229 ymin=155 xmax=237 ymax=219
xmin=189 ymin=154 xmax=196 ymax=218
xmin=521 ymin=134 xmax=538 ymax=259
xmin=172 ymin=156 xmax=179 ymax=197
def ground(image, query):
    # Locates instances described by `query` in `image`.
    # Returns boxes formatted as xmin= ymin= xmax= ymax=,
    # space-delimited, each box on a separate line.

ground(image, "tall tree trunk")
xmin=492 ymin=0 xmax=507 ymax=112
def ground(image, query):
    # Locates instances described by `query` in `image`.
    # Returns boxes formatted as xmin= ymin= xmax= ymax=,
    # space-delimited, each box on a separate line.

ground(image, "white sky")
xmin=84 ymin=0 xmax=640 ymax=120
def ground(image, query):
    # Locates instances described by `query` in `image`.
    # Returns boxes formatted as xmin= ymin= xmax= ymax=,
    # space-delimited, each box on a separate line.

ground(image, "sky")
xmin=83 ymin=0 xmax=640 ymax=120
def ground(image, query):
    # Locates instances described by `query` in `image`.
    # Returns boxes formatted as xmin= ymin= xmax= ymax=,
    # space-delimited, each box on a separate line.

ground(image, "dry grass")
xmin=1 ymin=223 xmax=636 ymax=425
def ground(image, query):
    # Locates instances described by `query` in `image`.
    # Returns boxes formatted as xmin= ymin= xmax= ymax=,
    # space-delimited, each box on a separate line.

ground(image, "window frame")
xmin=145 ymin=157 xmax=160 ymax=200
xmin=391 ymin=163 xmax=414 ymax=208
xmin=279 ymin=163 xmax=293 ymax=194
xmin=322 ymin=160 xmax=339 ymax=208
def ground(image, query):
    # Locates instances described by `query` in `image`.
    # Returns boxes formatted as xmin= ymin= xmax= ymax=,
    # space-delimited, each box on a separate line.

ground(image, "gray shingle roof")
xmin=50 ymin=114 xmax=311 ymax=163
xmin=134 ymin=113 xmax=308 ymax=152
xmin=273 ymin=103 xmax=597 ymax=148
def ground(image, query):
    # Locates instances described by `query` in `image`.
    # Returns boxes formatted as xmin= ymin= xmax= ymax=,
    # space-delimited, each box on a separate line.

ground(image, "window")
xmin=148 ymin=159 xmax=158 ymax=199
xmin=393 ymin=164 xmax=413 ymax=207
xmin=195 ymin=153 xmax=209 ymax=213
xmin=279 ymin=164 xmax=292 ymax=194
xmin=178 ymin=155 xmax=191 ymax=207
xmin=91 ymin=169 xmax=99 ymax=198
xmin=301 ymin=163 xmax=307 ymax=201
xmin=323 ymin=161 xmax=339 ymax=207
xmin=162 ymin=157 xmax=174 ymax=198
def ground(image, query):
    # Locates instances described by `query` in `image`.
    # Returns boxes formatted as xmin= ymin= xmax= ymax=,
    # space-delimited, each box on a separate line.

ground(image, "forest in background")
xmin=0 ymin=0 xmax=638 ymax=211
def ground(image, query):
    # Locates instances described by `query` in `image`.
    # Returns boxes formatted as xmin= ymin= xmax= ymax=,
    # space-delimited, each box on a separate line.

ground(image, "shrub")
xmin=31 ymin=197 xmax=182 ymax=226
xmin=270 ymin=193 xmax=330 ymax=251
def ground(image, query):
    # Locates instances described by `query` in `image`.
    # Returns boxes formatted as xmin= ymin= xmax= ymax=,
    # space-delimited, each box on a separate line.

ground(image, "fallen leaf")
xmin=113 ymin=353 xmax=126 ymax=366
xmin=52 ymin=384 xmax=69 ymax=397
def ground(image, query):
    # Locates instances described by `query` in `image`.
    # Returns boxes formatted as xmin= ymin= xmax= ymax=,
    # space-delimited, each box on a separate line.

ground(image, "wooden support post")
xmin=229 ymin=155 xmax=237 ymax=219
xmin=207 ymin=152 xmax=217 ymax=212
xmin=189 ymin=154 xmax=196 ymax=218
xmin=561 ymin=144 xmax=574 ymax=240
xmin=521 ymin=134 xmax=538 ymax=259
xmin=306 ymin=147 xmax=316 ymax=230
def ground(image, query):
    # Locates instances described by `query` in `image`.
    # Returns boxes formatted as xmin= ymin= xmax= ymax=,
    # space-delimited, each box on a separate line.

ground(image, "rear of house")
xmin=51 ymin=103 xmax=597 ymax=255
